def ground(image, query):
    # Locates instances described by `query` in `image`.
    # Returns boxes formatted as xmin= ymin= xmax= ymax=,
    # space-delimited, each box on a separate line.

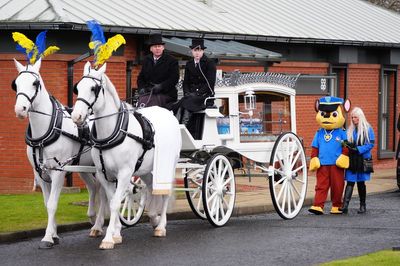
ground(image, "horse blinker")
xmin=73 ymin=83 xmax=79 ymax=95
xmin=92 ymin=84 xmax=102 ymax=97
xmin=11 ymin=80 xmax=17 ymax=91
xmin=33 ymin=79 xmax=40 ymax=89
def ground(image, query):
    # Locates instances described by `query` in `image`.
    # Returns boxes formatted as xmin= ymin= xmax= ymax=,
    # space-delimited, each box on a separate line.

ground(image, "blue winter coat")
xmin=345 ymin=126 xmax=375 ymax=182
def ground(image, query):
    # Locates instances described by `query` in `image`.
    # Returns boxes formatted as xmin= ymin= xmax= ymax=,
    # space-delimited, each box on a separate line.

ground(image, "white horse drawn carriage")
xmin=11 ymin=27 xmax=307 ymax=250
xmin=112 ymin=70 xmax=308 ymax=228
xmin=12 ymin=57 xmax=307 ymax=250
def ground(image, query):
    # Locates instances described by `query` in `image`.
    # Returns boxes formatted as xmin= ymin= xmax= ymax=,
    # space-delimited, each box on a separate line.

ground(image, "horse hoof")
xmin=99 ymin=241 xmax=115 ymax=250
xmin=153 ymin=229 xmax=166 ymax=237
xmin=89 ymin=229 xmax=103 ymax=238
xmin=113 ymin=236 xmax=122 ymax=244
xmin=39 ymin=241 xmax=54 ymax=249
xmin=52 ymin=237 xmax=60 ymax=245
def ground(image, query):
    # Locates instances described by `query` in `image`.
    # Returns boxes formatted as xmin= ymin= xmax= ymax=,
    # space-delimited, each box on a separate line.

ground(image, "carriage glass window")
xmin=239 ymin=91 xmax=291 ymax=142
xmin=216 ymin=98 xmax=230 ymax=135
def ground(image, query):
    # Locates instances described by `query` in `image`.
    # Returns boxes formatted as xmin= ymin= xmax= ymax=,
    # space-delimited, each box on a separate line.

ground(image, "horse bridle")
xmin=11 ymin=71 xmax=41 ymax=104
xmin=74 ymin=76 xmax=104 ymax=112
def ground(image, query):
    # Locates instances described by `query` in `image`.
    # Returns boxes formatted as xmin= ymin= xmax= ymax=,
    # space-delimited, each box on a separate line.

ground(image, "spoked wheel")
xmin=269 ymin=132 xmax=307 ymax=220
xmin=184 ymin=168 xmax=207 ymax=219
xmin=202 ymin=154 xmax=235 ymax=227
xmin=119 ymin=177 xmax=146 ymax=227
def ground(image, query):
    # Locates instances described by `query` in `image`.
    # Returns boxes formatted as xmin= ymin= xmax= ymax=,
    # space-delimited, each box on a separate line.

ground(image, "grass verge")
xmin=321 ymin=250 xmax=400 ymax=265
xmin=0 ymin=190 xmax=90 ymax=233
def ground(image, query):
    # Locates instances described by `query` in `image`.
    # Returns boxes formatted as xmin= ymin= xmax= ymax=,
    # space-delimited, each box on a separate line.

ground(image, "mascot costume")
xmin=308 ymin=96 xmax=351 ymax=215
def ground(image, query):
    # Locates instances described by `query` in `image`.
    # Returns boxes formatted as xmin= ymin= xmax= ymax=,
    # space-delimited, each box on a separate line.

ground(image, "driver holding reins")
xmin=136 ymin=33 xmax=179 ymax=110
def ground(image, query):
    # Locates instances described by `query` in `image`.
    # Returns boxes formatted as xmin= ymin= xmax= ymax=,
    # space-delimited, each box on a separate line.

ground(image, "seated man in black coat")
xmin=176 ymin=38 xmax=216 ymax=133
xmin=137 ymin=33 xmax=179 ymax=109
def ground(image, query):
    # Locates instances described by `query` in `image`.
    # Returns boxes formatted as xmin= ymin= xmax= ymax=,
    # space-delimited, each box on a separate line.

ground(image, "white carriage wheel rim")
xmin=270 ymin=133 xmax=307 ymax=219
xmin=185 ymin=170 xmax=207 ymax=219
xmin=119 ymin=179 xmax=146 ymax=226
xmin=204 ymin=154 xmax=235 ymax=226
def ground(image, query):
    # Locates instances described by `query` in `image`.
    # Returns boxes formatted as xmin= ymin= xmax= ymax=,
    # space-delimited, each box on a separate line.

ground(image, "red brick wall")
xmin=346 ymin=64 xmax=383 ymax=167
xmin=0 ymin=59 xmax=32 ymax=192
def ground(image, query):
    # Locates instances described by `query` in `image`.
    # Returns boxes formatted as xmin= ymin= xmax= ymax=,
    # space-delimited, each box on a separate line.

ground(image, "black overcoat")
xmin=137 ymin=52 xmax=179 ymax=101
xmin=181 ymin=55 xmax=216 ymax=112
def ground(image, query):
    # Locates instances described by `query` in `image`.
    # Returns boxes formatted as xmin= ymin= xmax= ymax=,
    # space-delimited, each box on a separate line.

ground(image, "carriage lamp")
xmin=244 ymin=89 xmax=256 ymax=110
xmin=244 ymin=89 xmax=256 ymax=117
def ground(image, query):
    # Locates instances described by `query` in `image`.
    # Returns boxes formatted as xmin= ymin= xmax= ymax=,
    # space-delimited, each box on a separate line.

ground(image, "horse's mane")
xmin=103 ymin=74 xmax=121 ymax=109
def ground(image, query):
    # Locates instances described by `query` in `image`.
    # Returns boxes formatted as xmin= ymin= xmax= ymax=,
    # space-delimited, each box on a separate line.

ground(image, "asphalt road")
xmin=1 ymin=192 xmax=400 ymax=266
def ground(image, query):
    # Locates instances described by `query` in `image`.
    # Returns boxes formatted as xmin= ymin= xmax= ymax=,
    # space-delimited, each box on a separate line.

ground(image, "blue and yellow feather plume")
xmin=96 ymin=34 xmax=126 ymax=66
xmin=86 ymin=20 xmax=126 ymax=66
xmin=12 ymin=31 xmax=60 ymax=64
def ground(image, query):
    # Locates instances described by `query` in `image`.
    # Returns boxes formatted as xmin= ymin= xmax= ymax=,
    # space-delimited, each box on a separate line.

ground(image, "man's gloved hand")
xmin=152 ymin=84 xmax=163 ymax=94
xmin=139 ymin=86 xmax=153 ymax=95
xmin=138 ymin=88 xmax=146 ymax=95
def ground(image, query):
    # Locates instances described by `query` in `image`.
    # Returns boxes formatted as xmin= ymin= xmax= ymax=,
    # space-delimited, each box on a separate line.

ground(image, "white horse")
xmin=13 ymin=58 xmax=107 ymax=249
xmin=71 ymin=62 xmax=181 ymax=250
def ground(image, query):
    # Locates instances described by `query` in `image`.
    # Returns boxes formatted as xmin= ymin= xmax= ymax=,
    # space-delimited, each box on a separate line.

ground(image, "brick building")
xmin=0 ymin=0 xmax=399 ymax=192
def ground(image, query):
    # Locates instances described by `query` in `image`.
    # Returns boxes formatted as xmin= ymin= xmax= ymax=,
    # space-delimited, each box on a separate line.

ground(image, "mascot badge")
xmin=309 ymin=96 xmax=351 ymax=215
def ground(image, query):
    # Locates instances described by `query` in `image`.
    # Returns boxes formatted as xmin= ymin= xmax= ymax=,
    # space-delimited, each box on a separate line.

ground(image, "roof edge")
xmin=2 ymin=22 xmax=400 ymax=49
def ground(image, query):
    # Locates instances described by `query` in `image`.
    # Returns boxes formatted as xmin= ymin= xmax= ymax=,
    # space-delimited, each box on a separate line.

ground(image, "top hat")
xmin=147 ymin=34 xmax=165 ymax=46
xmin=189 ymin=38 xmax=206 ymax=50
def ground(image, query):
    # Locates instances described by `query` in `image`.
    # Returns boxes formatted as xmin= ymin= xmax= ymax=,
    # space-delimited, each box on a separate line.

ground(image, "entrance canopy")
xmin=164 ymin=37 xmax=282 ymax=61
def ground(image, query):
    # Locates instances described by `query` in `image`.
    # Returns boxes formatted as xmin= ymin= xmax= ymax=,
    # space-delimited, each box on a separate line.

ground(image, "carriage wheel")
xmin=184 ymin=168 xmax=207 ymax=219
xmin=119 ymin=177 xmax=146 ymax=227
xmin=202 ymin=154 xmax=235 ymax=227
xmin=269 ymin=132 xmax=307 ymax=220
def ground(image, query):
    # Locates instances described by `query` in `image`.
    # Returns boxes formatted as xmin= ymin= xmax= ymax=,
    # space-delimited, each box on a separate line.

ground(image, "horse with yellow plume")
xmin=72 ymin=21 xmax=181 ymax=250
xmin=11 ymin=30 xmax=107 ymax=249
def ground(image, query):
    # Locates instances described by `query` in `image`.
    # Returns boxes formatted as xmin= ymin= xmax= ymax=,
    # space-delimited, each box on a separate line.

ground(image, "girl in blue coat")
xmin=340 ymin=107 xmax=375 ymax=214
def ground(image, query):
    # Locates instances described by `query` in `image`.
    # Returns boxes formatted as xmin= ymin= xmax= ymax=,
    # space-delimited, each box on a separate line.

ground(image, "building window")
xmin=378 ymin=68 xmax=397 ymax=158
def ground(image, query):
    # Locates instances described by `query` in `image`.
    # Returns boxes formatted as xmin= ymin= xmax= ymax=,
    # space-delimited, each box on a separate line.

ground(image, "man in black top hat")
xmin=176 ymin=38 xmax=216 ymax=133
xmin=137 ymin=33 xmax=179 ymax=109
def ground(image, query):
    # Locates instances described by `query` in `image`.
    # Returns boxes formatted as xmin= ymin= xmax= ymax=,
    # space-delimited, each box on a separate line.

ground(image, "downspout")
xmin=126 ymin=60 xmax=135 ymax=104
xmin=65 ymin=51 xmax=92 ymax=187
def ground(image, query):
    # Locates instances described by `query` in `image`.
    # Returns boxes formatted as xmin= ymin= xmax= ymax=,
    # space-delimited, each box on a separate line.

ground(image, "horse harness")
xmin=90 ymin=101 xmax=155 ymax=182
xmin=24 ymin=95 xmax=91 ymax=182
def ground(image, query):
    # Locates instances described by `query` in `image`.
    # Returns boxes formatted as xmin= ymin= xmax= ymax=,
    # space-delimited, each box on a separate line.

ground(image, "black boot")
xmin=339 ymin=183 xmax=354 ymax=214
xmin=357 ymin=182 xmax=366 ymax=214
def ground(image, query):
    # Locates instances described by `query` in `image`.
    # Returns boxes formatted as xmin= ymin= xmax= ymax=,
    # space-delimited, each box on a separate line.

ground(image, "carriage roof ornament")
xmin=86 ymin=20 xmax=126 ymax=68
xmin=12 ymin=31 xmax=60 ymax=65
xmin=216 ymin=70 xmax=300 ymax=89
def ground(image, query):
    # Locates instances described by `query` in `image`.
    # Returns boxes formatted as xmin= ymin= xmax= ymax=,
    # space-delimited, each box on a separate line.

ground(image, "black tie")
xmin=154 ymin=58 xmax=158 ymax=65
